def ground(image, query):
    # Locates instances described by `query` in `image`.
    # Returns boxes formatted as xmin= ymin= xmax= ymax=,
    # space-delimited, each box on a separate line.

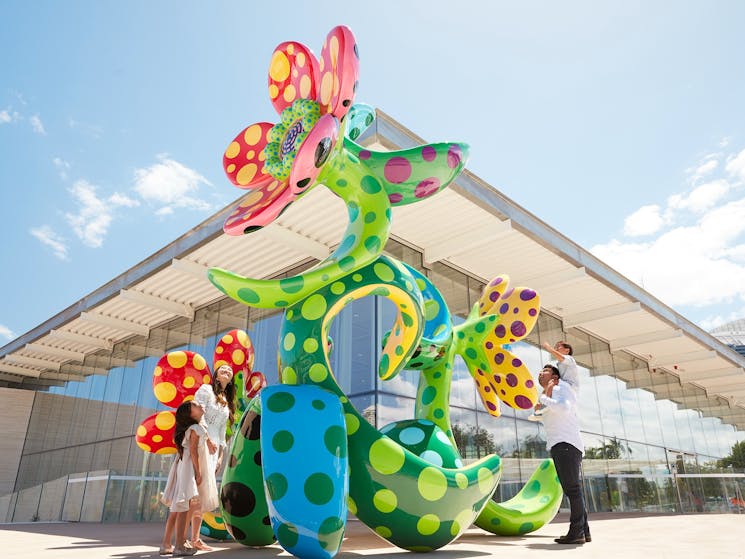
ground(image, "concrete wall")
xmin=0 ymin=387 xmax=34 ymax=495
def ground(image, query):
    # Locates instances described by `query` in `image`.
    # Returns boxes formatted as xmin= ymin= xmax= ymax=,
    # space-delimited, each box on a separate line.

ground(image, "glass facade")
xmin=2 ymin=238 xmax=744 ymax=522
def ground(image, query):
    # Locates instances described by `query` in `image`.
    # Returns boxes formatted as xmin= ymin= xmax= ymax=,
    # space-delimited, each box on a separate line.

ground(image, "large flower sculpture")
xmin=221 ymin=26 xmax=359 ymax=236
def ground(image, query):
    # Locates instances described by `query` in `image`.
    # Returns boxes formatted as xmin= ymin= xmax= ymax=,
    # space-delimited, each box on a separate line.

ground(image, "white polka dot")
xmin=420 ymin=450 xmax=444 ymax=466
xmin=399 ymin=427 xmax=425 ymax=445
xmin=435 ymin=430 xmax=452 ymax=445
xmin=380 ymin=423 xmax=395 ymax=434
xmin=455 ymin=458 xmax=464 ymax=468
xmin=419 ymin=419 xmax=434 ymax=426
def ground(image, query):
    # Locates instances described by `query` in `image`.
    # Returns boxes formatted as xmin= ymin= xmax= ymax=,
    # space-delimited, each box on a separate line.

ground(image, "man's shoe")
xmin=585 ymin=534 xmax=592 ymax=542
xmin=554 ymin=535 xmax=586 ymax=544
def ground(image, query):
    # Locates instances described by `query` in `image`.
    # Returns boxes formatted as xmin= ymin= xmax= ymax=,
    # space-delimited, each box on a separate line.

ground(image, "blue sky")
xmin=2 ymin=0 xmax=745 ymax=343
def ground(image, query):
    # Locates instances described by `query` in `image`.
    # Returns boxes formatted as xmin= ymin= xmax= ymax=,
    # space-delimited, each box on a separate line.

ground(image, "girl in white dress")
xmin=160 ymin=401 xmax=219 ymax=556
xmin=190 ymin=364 xmax=235 ymax=550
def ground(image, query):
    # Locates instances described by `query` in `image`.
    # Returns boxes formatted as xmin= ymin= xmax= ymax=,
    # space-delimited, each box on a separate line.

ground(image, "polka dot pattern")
xmin=268 ymin=41 xmax=320 ymax=115
xmin=135 ymin=411 xmax=177 ymax=454
xmin=152 ymin=350 xmax=209 ymax=408
xmin=259 ymin=385 xmax=348 ymax=558
xmin=318 ymin=26 xmax=358 ymax=119
xmin=223 ymin=122 xmax=275 ymax=190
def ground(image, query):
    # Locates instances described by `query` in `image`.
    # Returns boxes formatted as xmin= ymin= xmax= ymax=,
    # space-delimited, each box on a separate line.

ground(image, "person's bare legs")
xmin=160 ymin=512 xmax=178 ymax=553
xmin=188 ymin=498 xmax=202 ymax=546
xmin=174 ymin=511 xmax=189 ymax=551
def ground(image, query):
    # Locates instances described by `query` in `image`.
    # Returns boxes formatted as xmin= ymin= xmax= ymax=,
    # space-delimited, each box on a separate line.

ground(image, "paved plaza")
xmin=1 ymin=513 xmax=742 ymax=559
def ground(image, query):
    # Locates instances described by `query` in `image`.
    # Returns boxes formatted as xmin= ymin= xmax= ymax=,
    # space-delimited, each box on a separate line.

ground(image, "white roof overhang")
xmin=1 ymin=110 xmax=743 ymax=430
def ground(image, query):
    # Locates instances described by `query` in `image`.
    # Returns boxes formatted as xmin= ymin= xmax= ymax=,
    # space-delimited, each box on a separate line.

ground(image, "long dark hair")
xmin=174 ymin=402 xmax=198 ymax=458
xmin=213 ymin=365 xmax=237 ymax=427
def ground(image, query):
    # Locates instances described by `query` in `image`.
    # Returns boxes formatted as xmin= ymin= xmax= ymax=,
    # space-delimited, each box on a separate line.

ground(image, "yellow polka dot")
xmin=375 ymin=526 xmax=392 ymax=539
xmin=329 ymin=36 xmax=339 ymax=65
xmin=282 ymin=366 xmax=298 ymax=385
xmin=319 ymin=72 xmax=333 ymax=106
xmin=236 ymin=330 xmax=250 ymax=347
xmin=226 ymin=163 xmax=236 ymax=173
xmin=137 ymin=425 xmax=147 ymax=437
xmin=214 ymin=359 xmax=228 ymax=370
xmin=167 ymin=351 xmax=187 ymax=369
xmin=333 ymin=74 xmax=340 ymax=97
xmin=153 ymin=434 xmax=163 ymax=443
xmin=154 ymin=382 xmax=177 ymax=404
xmin=299 ymin=74 xmax=312 ymax=99
xmin=137 ymin=442 xmax=151 ymax=452
xmin=451 ymin=509 xmax=473 ymax=536
xmin=232 ymin=349 xmax=245 ymax=365
xmin=477 ymin=468 xmax=494 ymax=494
xmin=236 ymin=164 xmax=258 ymax=186
xmin=156 ymin=447 xmax=176 ymax=455
xmin=345 ymin=413 xmax=360 ymax=435
xmin=308 ymin=363 xmax=328 ymax=383
xmin=183 ymin=376 xmax=195 ymax=388
xmin=225 ymin=141 xmax=241 ymax=159
xmin=417 ymin=514 xmax=440 ymax=536
xmin=241 ymin=190 xmax=263 ymax=207
xmin=259 ymin=150 xmax=267 ymax=162
xmin=319 ymin=56 xmax=325 ymax=72
xmin=418 ymin=467 xmax=447 ymax=501
xmin=193 ymin=354 xmax=206 ymax=371
xmin=269 ymin=84 xmax=279 ymax=99
xmin=283 ymin=84 xmax=297 ymax=103
xmin=292 ymin=68 xmax=298 ymax=78
xmin=369 ymin=438 xmax=405 ymax=475
xmin=373 ymin=489 xmax=397 ymax=513
xmin=246 ymin=150 xmax=255 ymax=160
xmin=215 ymin=346 xmax=224 ymax=354
xmin=155 ymin=411 xmax=175 ymax=431
xmin=296 ymin=52 xmax=306 ymax=67
xmin=269 ymin=51 xmax=290 ymax=82
xmin=203 ymin=374 xmax=212 ymax=385
xmin=183 ymin=395 xmax=194 ymax=402
xmin=455 ymin=473 xmax=469 ymax=489
xmin=303 ymin=338 xmax=318 ymax=353
xmin=347 ymin=496 xmax=357 ymax=515
xmin=243 ymin=126 xmax=262 ymax=146
xmin=153 ymin=366 xmax=163 ymax=377
xmin=283 ymin=332 xmax=296 ymax=351
xmin=286 ymin=43 xmax=295 ymax=55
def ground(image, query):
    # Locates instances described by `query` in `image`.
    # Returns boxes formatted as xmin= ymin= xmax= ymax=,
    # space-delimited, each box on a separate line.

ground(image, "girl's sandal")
xmin=158 ymin=545 xmax=174 ymax=555
xmin=193 ymin=539 xmax=214 ymax=551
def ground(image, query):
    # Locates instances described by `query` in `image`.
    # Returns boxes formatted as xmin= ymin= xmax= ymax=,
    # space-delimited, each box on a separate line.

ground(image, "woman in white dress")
xmin=190 ymin=364 xmax=236 ymax=549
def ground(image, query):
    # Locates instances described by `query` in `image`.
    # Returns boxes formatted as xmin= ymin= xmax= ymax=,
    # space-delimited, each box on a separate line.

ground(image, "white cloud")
xmin=667 ymin=179 xmax=731 ymax=213
xmin=623 ymin=204 xmax=666 ymax=237
xmin=0 ymin=324 xmax=15 ymax=340
xmin=29 ymin=114 xmax=46 ymax=135
xmin=0 ymin=108 xmax=21 ymax=124
xmin=133 ymin=155 xmax=213 ymax=214
xmin=30 ymin=225 xmax=69 ymax=260
xmin=725 ymin=148 xmax=745 ymax=182
xmin=65 ymin=180 xmax=138 ymax=248
xmin=53 ymin=157 xmax=71 ymax=180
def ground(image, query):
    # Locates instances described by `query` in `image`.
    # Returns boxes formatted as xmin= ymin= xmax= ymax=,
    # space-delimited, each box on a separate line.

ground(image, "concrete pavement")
xmin=1 ymin=513 xmax=742 ymax=559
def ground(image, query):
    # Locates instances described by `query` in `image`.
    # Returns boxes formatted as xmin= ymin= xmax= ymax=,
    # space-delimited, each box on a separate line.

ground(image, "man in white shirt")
xmin=542 ymin=340 xmax=579 ymax=390
xmin=537 ymin=364 xmax=590 ymax=545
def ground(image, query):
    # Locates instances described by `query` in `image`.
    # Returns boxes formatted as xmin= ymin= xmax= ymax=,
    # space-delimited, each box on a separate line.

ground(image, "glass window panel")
xmin=377 ymin=394 xmax=415 ymax=429
xmin=450 ymin=407 xmax=478 ymax=461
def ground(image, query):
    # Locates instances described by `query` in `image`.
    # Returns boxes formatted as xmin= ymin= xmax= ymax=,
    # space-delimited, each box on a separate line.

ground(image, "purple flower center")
xmin=281 ymin=120 xmax=304 ymax=157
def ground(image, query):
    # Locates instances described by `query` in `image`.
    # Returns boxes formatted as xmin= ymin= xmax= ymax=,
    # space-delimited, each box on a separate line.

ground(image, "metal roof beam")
xmin=678 ymin=367 xmax=743 ymax=382
xmin=60 ymin=363 xmax=105 ymax=376
xmin=48 ymin=329 xmax=114 ymax=351
xmin=520 ymin=267 xmax=587 ymax=292
xmin=423 ymin=220 xmax=512 ymax=265
xmin=171 ymin=258 xmax=211 ymax=281
xmin=625 ymin=371 xmax=679 ymax=390
xmin=119 ymin=289 xmax=194 ymax=320
xmin=650 ymin=350 xmax=717 ymax=367
xmin=609 ymin=329 xmax=683 ymax=352
xmin=80 ymin=312 xmax=150 ymax=337
xmin=0 ymin=372 xmax=24 ymax=382
xmin=264 ymin=223 xmax=330 ymax=261
xmin=40 ymin=371 xmax=86 ymax=382
xmin=3 ymin=355 xmax=60 ymax=371
xmin=25 ymin=343 xmax=86 ymax=362
xmin=563 ymin=302 xmax=642 ymax=329
xmin=691 ymin=374 xmax=745 ymax=388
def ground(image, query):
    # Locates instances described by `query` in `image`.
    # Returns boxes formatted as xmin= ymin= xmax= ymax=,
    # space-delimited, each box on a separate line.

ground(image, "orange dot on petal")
xmin=292 ymin=68 xmax=298 ymax=78
xmin=225 ymin=141 xmax=241 ymax=159
xmin=283 ymin=84 xmax=297 ymax=103
xmin=246 ymin=150 xmax=255 ymax=160
xmin=320 ymin=72 xmax=333 ymax=105
xmin=269 ymin=84 xmax=279 ymax=99
xmin=236 ymin=164 xmax=258 ymax=185
xmin=184 ymin=395 xmax=194 ymax=402
xmin=244 ymin=125 xmax=262 ymax=146
xmin=269 ymin=51 xmax=290 ymax=81
xmin=333 ymin=74 xmax=340 ymax=97
xmin=203 ymin=374 xmax=212 ymax=384
xmin=299 ymin=75 xmax=312 ymax=99
xmin=222 ymin=334 xmax=234 ymax=344
xmin=259 ymin=151 xmax=267 ymax=162
xmin=193 ymin=354 xmax=206 ymax=370
xmin=215 ymin=346 xmax=224 ymax=354
xmin=138 ymin=442 xmax=151 ymax=452
xmin=330 ymin=36 xmax=339 ymax=64
xmin=226 ymin=163 xmax=236 ymax=173
xmin=154 ymin=382 xmax=177 ymax=404
xmin=137 ymin=425 xmax=147 ymax=437
xmin=183 ymin=376 xmax=195 ymax=388
xmin=287 ymin=43 xmax=295 ymax=55
xmin=296 ymin=52 xmax=306 ymax=67
xmin=319 ymin=57 xmax=325 ymax=71
xmin=153 ymin=366 xmax=163 ymax=377
xmin=236 ymin=330 xmax=250 ymax=347
xmin=153 ymin=434 xmax=163 ymax=443
xmin=155 ymin=411 xmax=175 ymax=431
